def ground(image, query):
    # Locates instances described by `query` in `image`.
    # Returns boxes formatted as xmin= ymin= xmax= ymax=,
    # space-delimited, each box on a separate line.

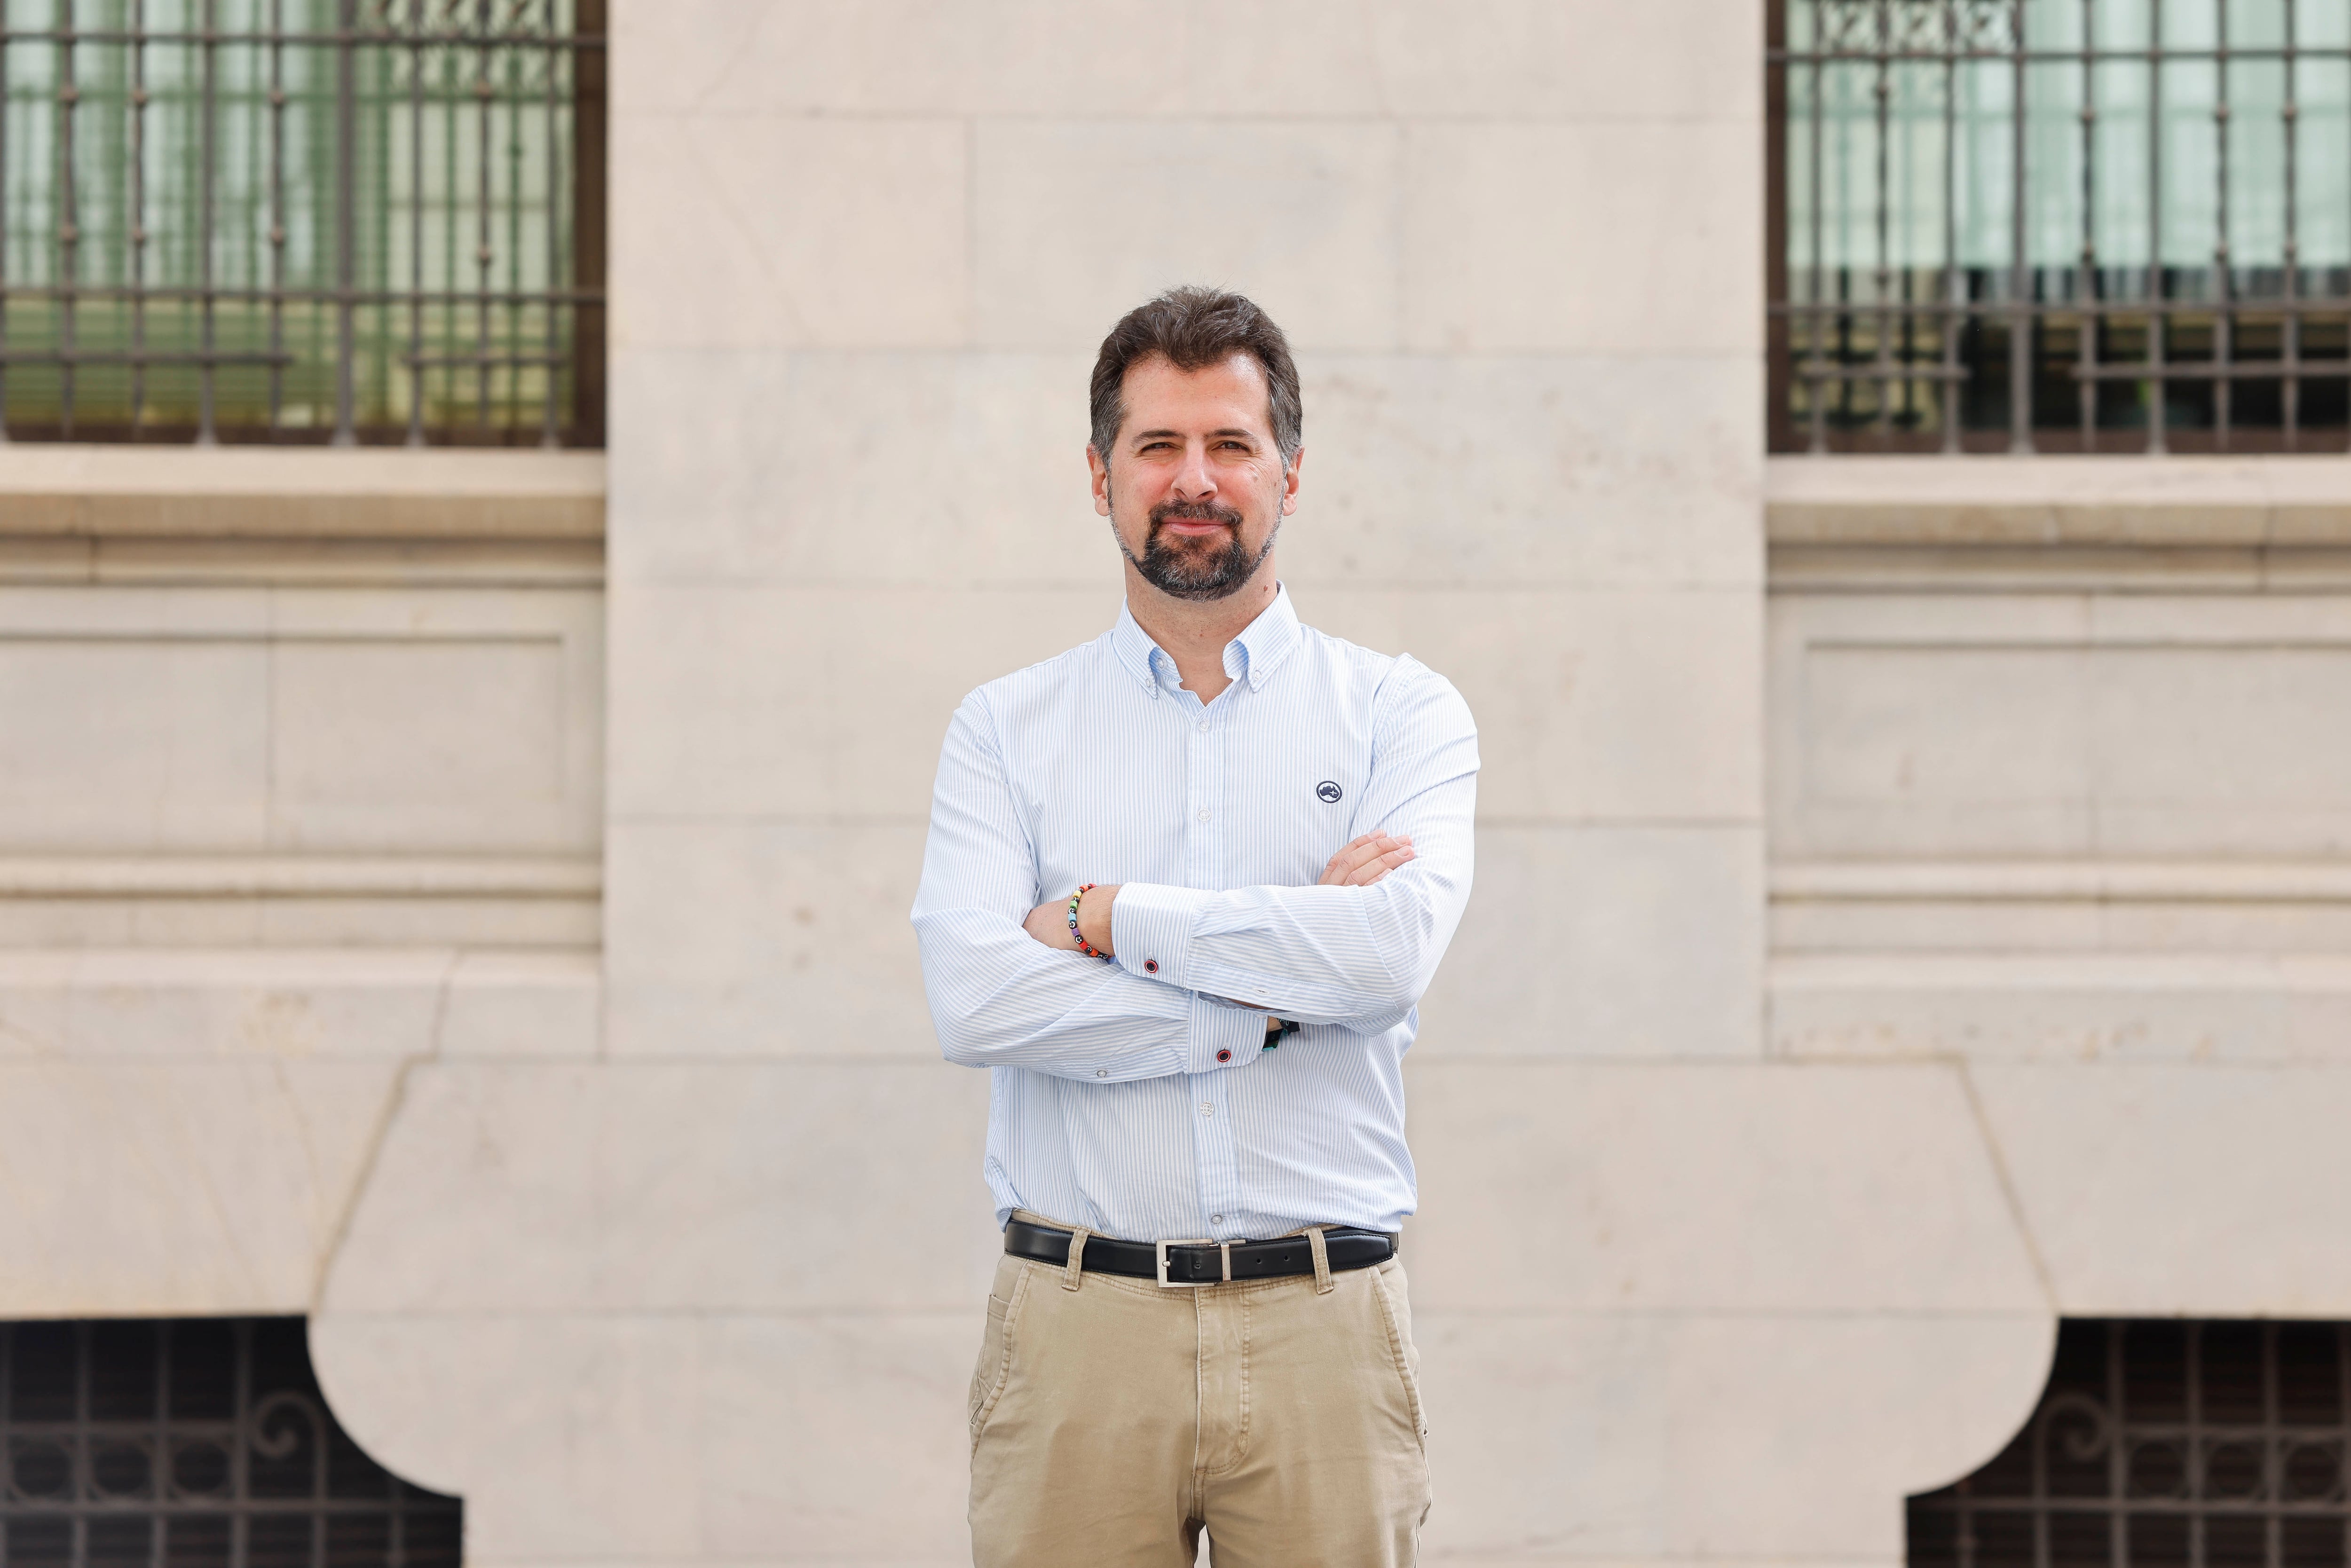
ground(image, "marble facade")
xmin=2 ymin=4 xmax=2345 ymax=1564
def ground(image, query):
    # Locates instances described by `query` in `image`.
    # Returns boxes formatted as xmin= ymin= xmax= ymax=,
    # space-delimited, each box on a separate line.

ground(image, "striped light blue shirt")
xmin=911 ymin=585 xmax=1479 ymax=1243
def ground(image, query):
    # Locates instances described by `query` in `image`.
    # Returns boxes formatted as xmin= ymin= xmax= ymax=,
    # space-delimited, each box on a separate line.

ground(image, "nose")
xmin=1172 ymin=439 xmax=1215 ymax=502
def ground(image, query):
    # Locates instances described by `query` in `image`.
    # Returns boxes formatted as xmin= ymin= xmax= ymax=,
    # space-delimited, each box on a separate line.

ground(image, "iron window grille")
xmin=0 ymin=1317 xmax=461 ymax=1568
xmin=1911 ymin=1320 xmax=2351 ymax=1568
xmin=0 ymin=0 xmax=605 ymax=447
xmin=1768 ymin=0 xmax=2351 ymax=454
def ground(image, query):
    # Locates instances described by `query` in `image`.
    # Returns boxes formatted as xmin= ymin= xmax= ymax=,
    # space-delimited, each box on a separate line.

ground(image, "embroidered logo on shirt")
xmin=1316 ymin=781 xmax=1344 ymax=804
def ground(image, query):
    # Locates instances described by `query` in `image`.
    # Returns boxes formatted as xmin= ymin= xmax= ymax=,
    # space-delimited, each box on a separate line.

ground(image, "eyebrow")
xmin=1129 ymin=427 xmax=1261 ymax=444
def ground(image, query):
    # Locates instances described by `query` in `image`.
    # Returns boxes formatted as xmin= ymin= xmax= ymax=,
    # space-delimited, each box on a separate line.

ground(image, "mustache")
xmin=1148 ymin=499 xmax=1245 ymax=532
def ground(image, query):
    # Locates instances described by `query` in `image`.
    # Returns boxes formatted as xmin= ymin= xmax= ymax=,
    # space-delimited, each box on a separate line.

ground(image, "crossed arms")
xmin=909 ymin=663 xmax=1479 ymax=1084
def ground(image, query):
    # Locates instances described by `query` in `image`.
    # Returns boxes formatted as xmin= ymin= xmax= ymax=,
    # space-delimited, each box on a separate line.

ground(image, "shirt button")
xmin=1197 ymin=808 xmax=1212 ymax=823
xmin=1198 ymin=720 xmax=1210 ymax=732
xmin=1211 ymin=1214 xmax=1224 ymax=1225
xmin=1199 ymin=1103 xmax=1213 ymax=1117
xmin=1096 ymin=1069 xmax=1108 ymax=1078
xmin=1215 ymin=1048 xmax=1232 ymax=1064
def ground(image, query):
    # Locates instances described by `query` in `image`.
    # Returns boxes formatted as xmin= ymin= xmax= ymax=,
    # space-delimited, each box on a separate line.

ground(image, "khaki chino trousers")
xmin=967 ymin=1213 xmax=1433 ymax=1566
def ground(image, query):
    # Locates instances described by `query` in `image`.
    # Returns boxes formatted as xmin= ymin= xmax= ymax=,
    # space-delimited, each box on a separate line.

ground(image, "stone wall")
xmin=5 ymin=5 xmax=2347 ymax=1566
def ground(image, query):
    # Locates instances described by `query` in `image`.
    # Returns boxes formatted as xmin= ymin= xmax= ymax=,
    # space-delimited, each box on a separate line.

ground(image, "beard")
xmin=1117 ymin=498 xmax=1279 ymax=602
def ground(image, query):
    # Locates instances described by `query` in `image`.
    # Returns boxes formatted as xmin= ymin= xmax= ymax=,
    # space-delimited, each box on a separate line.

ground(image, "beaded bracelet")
xmin=1067 ymin=883 xmax=1111 ymax=960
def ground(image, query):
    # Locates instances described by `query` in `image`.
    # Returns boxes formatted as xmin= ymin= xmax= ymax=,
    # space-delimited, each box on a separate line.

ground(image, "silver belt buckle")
xmin=1156 ymin=1237 xmax=1231 ymax=1288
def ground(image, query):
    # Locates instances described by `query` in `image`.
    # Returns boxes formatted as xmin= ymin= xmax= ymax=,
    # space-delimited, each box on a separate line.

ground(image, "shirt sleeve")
xmin=910 ymin=693 xmax=1270 ymax=1081
xmin=1106 ymin=657 xmax=1479 ymax=1032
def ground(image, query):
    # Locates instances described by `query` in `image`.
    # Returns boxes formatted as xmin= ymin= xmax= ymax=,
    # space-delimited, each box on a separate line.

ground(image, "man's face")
xmin=1089 ymin=352 xmax=1301 ymax=603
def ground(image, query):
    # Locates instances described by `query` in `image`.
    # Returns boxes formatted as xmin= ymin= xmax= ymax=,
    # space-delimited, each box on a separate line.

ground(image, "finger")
xmin=1318 ymin=833 xmax=1384 ymax=884
xmin=1346 ymin=847 xmax=1417 ymax=887
xmin=1321 ymin=843 xmax=1387 ymax=886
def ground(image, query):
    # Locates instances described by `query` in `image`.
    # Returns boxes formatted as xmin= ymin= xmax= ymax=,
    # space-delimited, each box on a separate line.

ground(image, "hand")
xmin=1319 ymin=831 xmax=1414 ymax=888
xmin=1024 ymin=884 xmax=1119 ymax=955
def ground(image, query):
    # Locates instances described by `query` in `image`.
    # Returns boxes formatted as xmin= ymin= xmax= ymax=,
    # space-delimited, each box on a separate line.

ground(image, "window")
xmin=0 ymin=1317 xmax=461 ymax=1566
xmin=1770 ymin=0 xmax=2351 ymax=453
xmin=0 ymin=0 xmax=605 ymax=446
xmin=1911 ymin=1320 xmax=2351 ymax=1568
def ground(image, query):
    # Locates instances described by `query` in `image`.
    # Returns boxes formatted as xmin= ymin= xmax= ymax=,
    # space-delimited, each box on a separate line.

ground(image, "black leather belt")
xmin=1005 ymin=1219 xmax=1396 ymax=1287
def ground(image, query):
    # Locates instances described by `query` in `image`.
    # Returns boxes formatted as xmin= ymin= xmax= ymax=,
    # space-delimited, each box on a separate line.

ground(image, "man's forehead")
xmin=1120 ymin=352 xmax=1271 ymax=433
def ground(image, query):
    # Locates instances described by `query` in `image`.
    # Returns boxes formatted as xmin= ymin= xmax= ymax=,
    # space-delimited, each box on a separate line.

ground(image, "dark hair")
xmin=1089 ymin=286 xmax=1302 ymax=468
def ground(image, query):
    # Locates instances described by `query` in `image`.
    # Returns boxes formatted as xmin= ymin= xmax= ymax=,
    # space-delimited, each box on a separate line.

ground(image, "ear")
xmin=1087 ymin=445 xmax=1112 ymax=517
xmin=1280 ymin=445 xmax=1304 ymax=517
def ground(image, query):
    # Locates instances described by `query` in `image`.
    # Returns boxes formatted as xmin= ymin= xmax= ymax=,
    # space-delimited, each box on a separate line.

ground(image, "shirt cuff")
xmin=1188 ymin=992 xmax=1267 ymax=1074
xmin=1110 ymin=882 xmax=1209 ymax=989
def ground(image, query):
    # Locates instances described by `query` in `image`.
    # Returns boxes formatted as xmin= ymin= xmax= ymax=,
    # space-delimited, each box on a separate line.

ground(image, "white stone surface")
xmin=611 ymin=0 xmax=1761 ymax=123
xmin=1971 ymin=1064 xmax=2351 ymax=1316
xmin=604 ymin=819 xmax=934 ymax=1056
xmin=1312 ymin=587 xmax=1763 ymax=824
xmin=1418 ymin=825 xmax=1763 ymax=1057
xmin=1774 ymin=952 xmax=2351 ymax=1064
xmin=614 ymin=115 xmax=969 ymax=352
xmin=1772 ymin=588 xmax=2351 ymax=860
xmin=0 ymin=1058 xmax=401 ymax=1316
xmin=1416 ymin=1311 xmax=2055 ymax=1563
xmin=319 ymin=1062 xmax=999 ymax=1315
xmin=1403 ymin=121 xmax=1760 ymax=356
xmin=1405 ymin=1062 xmax=2048 ymax=1314
xmin=974 ymin=121 xmax=1403 ymax=353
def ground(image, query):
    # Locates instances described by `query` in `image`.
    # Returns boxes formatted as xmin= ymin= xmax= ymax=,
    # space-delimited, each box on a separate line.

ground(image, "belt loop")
xmin=1304 ymin=1225 xmax=1334 ymax=1295
xmin=1062 ymin=1226 xmax=1090 ymax=1292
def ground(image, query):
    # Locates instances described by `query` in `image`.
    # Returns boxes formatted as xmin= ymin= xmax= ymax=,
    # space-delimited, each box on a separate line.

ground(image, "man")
xmin=911 ymin=286 xmax=1478 ymax=1566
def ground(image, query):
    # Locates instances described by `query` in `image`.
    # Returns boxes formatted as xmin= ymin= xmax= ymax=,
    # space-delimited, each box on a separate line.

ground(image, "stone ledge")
xmin=0 ymin=444 xmax=605 ymax=539
xmin=0 ymin=946 xmax=601 ymax=1059
xmin=1767 ymin=454 xmax=2351 ymax=547
xmin=0 ymin=855 xmax=602 ymax=899
xmin=1772 ymin=950 xmax=2351 ymax=1063
xmin=1774 ymin=859 xmax=2351 ymax=904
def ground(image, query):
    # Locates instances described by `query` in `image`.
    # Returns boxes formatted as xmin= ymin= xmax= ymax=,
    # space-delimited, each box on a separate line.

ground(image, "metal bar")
xmin=57 ymin=0 xmax=75 ymax=440
xmin=0 ymin=348 xmax=293 ymax=363
xmin=197 ymin=0 xmax=216 ymax=443
xmin=2076 ymin=0 xmax=2095 ymax=446
xmin=0 ymin=25 xmax=607 ymax=45
xmin=2340 ymin=1325 xmax=2350 ymax=1568
xmin=1775 ymin=293 xmax=2351 ymax=319
xmin=268 ymin=0 xmax=286 ymax=434
xmin=540 ymin=0 xmax=558 ymax=446
xmin=229 ymin=1321 xmax=250 ymax=1568
xmin=0 ymin=282 xmax=604 ymax=303
xmin=151 ymin=1324 xmax=170 ymax=1568
xmin=474 ymin=0 xmax=492 ymax=430
xmin=2071 ymin=359 xmax=2351 ymax=381
xmin=71 ymin=1323 xmax=89 ymax=1568
xmin=2148 ymin=0 xmax=2167 ymax=453
xmin=1 ymin=1325 xmax=10 ymax=1563
xmin=128 ymin=0 xmax=144 ymax=435
xmin=2190 ymin=1323 xmax=2208 ymax=1568
xmin=1872 ymin=0 xmax=1893 ymax=442
xmin=2213 ymin=0 xmax=2232 ymax=445
xmin=2281 ymin=0 xmax=2300 ymax=448
xmin=2106 ymin=1323 xmax=2127 ymax=1568
xmin=2007 ymin=0 xmax=2029 ymax=451
xmin=1940 ymin=0 xmax=1959 ymax=450
xmin=333 ymin=0 xmax=356 ymax=443
xmin=1774 ymin=43 xmax=2351 ymax=62
xmin=2264 ymin=1323 xmax=2283 ymax=1568
xmin=406 ymin=0 xmax=424 ymax=444
xmin=1809 ymin=0 xmax=1829 ymax=452
xmin=0 ymin=0 xmax=12 ymax=444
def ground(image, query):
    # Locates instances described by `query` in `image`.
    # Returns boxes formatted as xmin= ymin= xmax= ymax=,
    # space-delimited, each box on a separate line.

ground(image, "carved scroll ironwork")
xmin=0 ymin=1317 xmax=461 ymax=1567
xmin=1769 ymin=0 xmax=2351 ymax=453
xmin=1912 ymin=1321 xmax=2351 ymax=1568
xmin=0 ymin=0 xmax=606 ymax=446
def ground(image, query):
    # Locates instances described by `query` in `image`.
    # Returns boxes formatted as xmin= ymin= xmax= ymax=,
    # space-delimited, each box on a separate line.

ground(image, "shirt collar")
xmin=1110 ymin=584 xmax=1303 ymax=699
